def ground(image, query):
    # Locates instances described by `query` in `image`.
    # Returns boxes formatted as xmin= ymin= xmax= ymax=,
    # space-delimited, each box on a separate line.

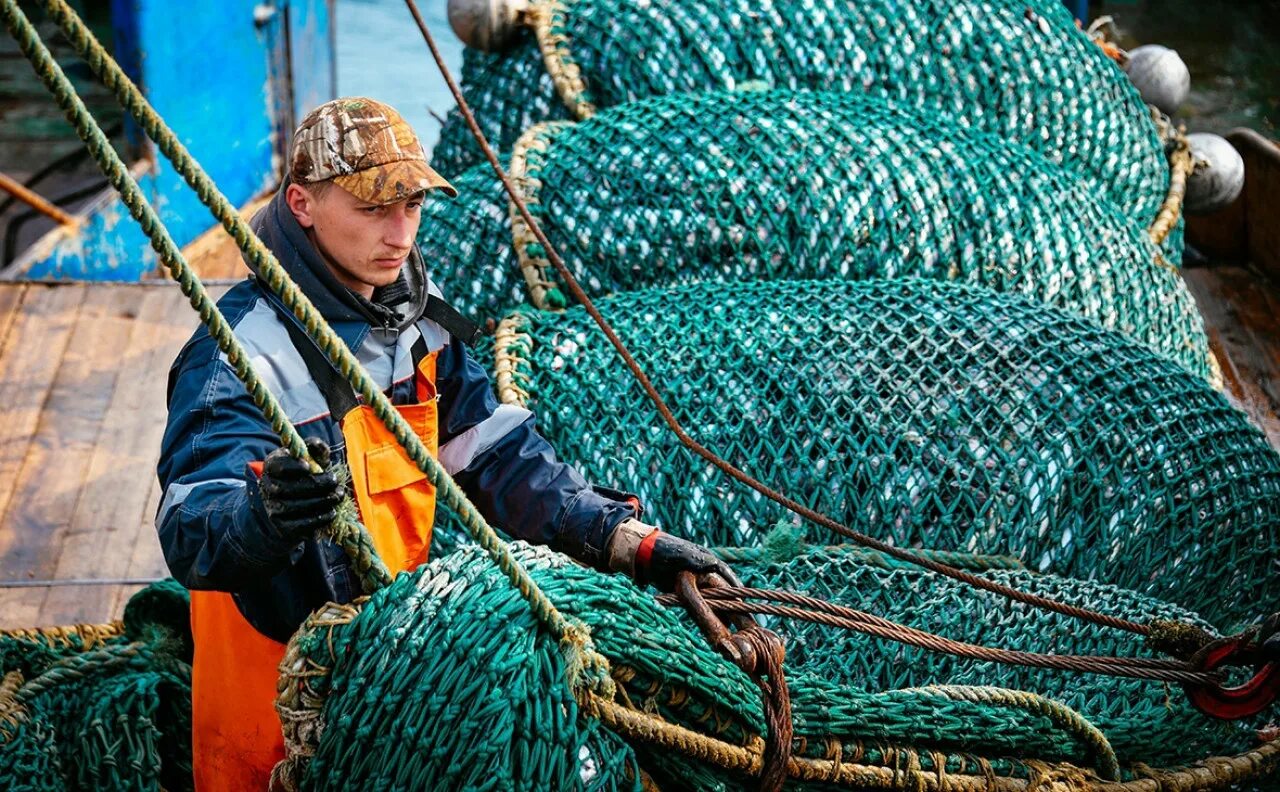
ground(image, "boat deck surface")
xmin=0 ymin=272 xmax=1275 ymax=631
xmin=0 ymin=280 xmax=227 ymax=630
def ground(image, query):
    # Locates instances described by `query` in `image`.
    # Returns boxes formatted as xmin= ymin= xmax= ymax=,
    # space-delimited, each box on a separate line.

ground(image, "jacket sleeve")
xmin=435 ymin=337 xmax=636 ymax=569
xmin=155 ymin=333 xmax=302 ymax=590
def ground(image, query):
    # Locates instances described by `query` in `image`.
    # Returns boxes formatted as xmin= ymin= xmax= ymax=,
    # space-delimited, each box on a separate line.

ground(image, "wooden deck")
xmin=0 ymin=281 xmax=227 ymax=630
xmin=1185 ymin=265 xmax=1280 ymax=448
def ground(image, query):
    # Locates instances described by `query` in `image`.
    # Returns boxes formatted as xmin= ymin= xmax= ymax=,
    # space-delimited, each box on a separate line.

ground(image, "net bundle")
xmin=480 ymin=279 xmax=1280 ymax=629
xmin=433 ymin=0 xmax=1169 ymax=231
xmin=274 ymin=543 xmax=1276 ymax=791
xmin=0 ymin=581 xmax=193 ymax=792
xmin=421 ymin=90 xmax=1207 ymax=377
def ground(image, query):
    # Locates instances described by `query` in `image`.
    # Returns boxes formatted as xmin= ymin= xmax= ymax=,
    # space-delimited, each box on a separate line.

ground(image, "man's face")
xmin=285 ymin=182 xmax=424 ymax=298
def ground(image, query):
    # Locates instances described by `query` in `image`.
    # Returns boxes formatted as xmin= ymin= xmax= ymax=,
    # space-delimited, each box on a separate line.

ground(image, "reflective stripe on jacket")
xmin=155 ymin=187 xmax=635 ymax=644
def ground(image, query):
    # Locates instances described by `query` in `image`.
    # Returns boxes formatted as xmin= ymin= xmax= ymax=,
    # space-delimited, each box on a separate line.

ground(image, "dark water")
xmin=1095 ymin=0 xmax=1280 ymax=135
xmin=336 ymin=1 xmax=1279 ymax=146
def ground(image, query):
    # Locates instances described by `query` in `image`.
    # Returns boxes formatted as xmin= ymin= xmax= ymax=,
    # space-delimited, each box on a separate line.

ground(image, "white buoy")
xmin=447 ymin=0 xmax=529 ymax=52
xmin=1123 ymin=45 xmax=1190 ymax=115
xmin=1184 ymin=133 xmax=1245 ymax=215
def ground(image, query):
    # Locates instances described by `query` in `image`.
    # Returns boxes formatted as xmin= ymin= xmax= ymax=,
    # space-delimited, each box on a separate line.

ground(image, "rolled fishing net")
xmin=421 ymin=90 xmax=1206 ymax=377
xmin=432 ymin=0 xmax=1169 ymax=231
xmin=274 ymin=543 xmax=1274 ymax=791
xmin=477 ymin=279 xmax=1280 ymax=628
xmin=0 ymin=581 xmax=193 ymax=792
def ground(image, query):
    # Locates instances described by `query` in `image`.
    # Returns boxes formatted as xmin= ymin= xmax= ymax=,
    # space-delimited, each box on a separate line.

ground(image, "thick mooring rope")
xmin=9 ymin=0 xmax=613 ymax=695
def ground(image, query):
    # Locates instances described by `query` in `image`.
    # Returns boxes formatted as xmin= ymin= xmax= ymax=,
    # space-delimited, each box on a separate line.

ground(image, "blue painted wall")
xmin=290 ymin=0 xmax=337 ymax=129
xmin=24 ymin=0 xmax=335 ymax=279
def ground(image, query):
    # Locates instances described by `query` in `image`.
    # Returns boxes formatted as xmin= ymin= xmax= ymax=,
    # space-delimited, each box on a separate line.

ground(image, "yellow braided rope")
xmin=494 ymin=314 xmax=534 ymax=406
xmin=509 ymin=120 xmax=573 ymax=310
xmin=582 ymin=690 xmax=1280 ymax=791
xmin=0 ymin=621 xmax=124 ymax=650
xmin=529 ymin=0 xmax=597 ymax=120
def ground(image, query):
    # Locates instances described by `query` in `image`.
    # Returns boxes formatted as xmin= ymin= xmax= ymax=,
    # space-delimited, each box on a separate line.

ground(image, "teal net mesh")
xmin=479 ymin=279 xmax=1280 ymax=629
xmin=432 ymin=0 xmax=1168 ymax=230
xmin=0 ymin=581 xmax=193 ymax=792
xmin=421 ymin=91 xmax=1205 ymax=376
xmin=281 ymin=544 xmax=1272 ymax=790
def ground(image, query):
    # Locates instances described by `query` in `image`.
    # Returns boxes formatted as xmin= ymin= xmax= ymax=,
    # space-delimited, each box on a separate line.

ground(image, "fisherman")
xmin=155 ymin=97 xmax=737 ymax=791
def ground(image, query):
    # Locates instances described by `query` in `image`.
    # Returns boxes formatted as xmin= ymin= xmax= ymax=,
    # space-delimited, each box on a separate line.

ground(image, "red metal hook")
xmin=1183 ymin=634 xmax=1280 ymax=720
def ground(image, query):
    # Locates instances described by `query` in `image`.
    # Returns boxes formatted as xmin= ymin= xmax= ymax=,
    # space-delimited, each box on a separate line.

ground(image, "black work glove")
xmin=256 ymin=438 xmax=343 ymax=543
xmin=606 ymin=519 xmax=741 ymax=593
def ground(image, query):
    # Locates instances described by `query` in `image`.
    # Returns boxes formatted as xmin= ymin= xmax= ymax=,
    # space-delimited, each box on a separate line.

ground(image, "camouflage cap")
xmin=290 ymin=97 xmax=456 ymax=204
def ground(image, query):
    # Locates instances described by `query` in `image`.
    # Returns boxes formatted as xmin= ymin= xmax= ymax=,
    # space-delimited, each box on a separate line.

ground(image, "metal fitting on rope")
xmin=1182 ymin=623 xmax=1280 ymax=720
xmin=675 ymin=571 xmax=792 ymax=792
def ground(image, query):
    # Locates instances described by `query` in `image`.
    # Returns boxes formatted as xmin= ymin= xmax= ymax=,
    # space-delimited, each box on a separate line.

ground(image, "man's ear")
xmin=285 ymin=183 xmax=317 ymax=229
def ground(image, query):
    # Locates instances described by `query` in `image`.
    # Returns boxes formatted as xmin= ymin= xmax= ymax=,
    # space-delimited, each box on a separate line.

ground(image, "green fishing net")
xmin=432 ymin=0 xmax=1169 ymax=230
xmin=278 ymin=543 xmax=1272 ymax=791
xmin=420 ymin=90 xmax=1205 ymax=377
xmin=476 ymin=279 xmax=1279 ymax=629
xmin=0 ymin=581 xmax=193 ymax=792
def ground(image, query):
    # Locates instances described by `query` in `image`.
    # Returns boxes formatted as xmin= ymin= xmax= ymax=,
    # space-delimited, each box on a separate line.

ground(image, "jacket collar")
xmin=244 ymin=183 xmax=430 ymax=343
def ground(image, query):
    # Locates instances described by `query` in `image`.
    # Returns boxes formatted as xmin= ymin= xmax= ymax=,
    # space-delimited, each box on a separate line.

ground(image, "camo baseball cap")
xmin=290 ymin=97 xmax=456 ymax=204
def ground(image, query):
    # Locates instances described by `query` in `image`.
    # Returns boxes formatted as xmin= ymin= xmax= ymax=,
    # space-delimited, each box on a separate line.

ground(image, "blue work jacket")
xmin=155 ymin=188 xmax=635 ymax=641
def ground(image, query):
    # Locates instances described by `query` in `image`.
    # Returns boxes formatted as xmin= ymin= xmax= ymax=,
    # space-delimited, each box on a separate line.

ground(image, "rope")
xmin=508 ymin=121 xmax=573 ymax=310
xmin=655 ymin=587 xmax=1216 ymax=685
xmin=583 ymin=690 xmax=1280 ymax=790
xmin=18 ymin=0 xmax=612 ymax=694
xmin=0 ymin=622 xmax=123 ymax=650
xmin=401 ymin=0 xmax=1158 ymax=639
xmin=1148 ymin=126 xmax=1193 ymax=247
xmin=528 ymin=0 xmax=597 ymax=121
xmin=899 ymin=686 xmax=1118 ymax=780
xmin=12 ymin=643 xmax=148 ymax=706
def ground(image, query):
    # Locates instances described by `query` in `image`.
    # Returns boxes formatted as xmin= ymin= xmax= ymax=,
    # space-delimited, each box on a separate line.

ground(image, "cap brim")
xmin=332 ymin=159 xmax=458 ymax=205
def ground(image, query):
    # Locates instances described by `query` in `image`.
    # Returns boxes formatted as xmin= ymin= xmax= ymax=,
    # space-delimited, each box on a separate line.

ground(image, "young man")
xmin=156 ymin=97 xmax=735 ymax=790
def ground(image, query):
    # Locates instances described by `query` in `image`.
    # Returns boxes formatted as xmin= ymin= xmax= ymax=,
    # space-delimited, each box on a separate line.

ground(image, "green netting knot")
xmin=121 ymin=579 xmax=192 ymax=664
xmin=759 ymin=522 xmax=809 ymax=564
xmin=544 ymin=287 xmax=569 ymax=310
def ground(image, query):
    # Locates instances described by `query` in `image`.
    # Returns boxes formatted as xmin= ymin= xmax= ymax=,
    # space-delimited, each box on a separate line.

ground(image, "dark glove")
xmin=605 ymin=518 xmax=740 ymax=593
xmin=256 ymin=438 xmax=343 ymax=543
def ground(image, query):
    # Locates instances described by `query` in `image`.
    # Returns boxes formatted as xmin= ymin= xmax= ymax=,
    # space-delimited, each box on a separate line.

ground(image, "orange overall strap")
xmin=340 ymin=352 xmax=439 ymax=571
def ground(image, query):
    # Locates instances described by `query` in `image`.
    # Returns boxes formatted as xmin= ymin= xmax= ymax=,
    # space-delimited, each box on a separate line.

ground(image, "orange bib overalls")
xmin=190 ymin=338 xmax=438 ymax=792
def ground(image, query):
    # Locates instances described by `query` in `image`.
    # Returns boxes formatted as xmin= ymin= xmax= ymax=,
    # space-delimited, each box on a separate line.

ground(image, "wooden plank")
xmin=0 ymin=286 xmax=131 ymax=627
xmin=107 ymin=474 xmax=172 ymax=621
xmin=106 ymin=285 xmax=234 ymax=620
xmin=0 ymin=283 xmax=236 ymax=629
xmin=0 ymin=284 xmax=87 ymax=535
xmin=1232 ymin=129 xmax=1280 ymax=279
xmin=1184 ymin=266 xmax=1280 ymax=449
xmin=0 ymin=284 xmax=29 ymax=353
xmin=37 ymin=285 xmax=175 ymax=626
xmin=0 ymin=283 xmax=88 ymax=627
xmin=78 ymin=285 xmax=209 ymax=626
